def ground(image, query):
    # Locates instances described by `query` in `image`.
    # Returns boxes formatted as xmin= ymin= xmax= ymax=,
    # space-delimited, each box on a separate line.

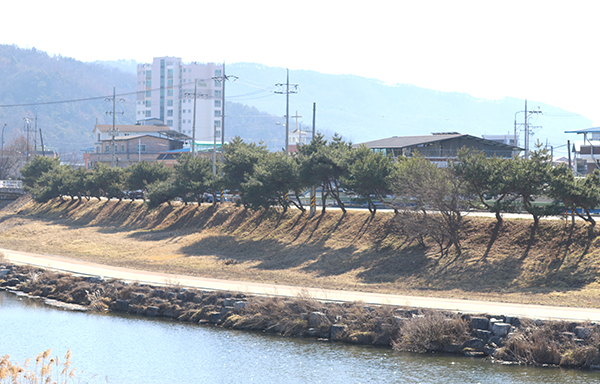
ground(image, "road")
xmin=3 ymin=247 xmax=600 ymax=322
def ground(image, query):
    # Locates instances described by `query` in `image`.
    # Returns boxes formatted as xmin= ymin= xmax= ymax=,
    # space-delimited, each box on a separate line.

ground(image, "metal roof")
xmin=564 ymin=127 xmax=600 ymax=134
xmin=355 ymin=134 xmax=521 ymax=150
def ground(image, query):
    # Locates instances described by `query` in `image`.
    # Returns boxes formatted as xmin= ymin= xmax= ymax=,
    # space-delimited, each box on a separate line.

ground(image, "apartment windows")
xmin=214 ymin=90 xmax=222 ymax=98
xmin=214 ymin=100 xmax=221 ymax=108
xmin=146 ymin=80 xmax=151 ymax=87
xmin=137 ymin=144 xmax=147 ymax=153
xmin=167 ymin=100 xmax=173 ymax=106
xmin=168 ymin=89 xmax=173 ymax=96
xmin=146 ymin=90 xmax=151 ymax=97
xmin=145 ymin=100 xmax=151 ymax=107
xmin=145 ymin=111 xmax=151 ymax=117
xmin=105 ymin=145 xmax=110 ymax=153
xmin=214 ymin=120 xmax=221 ymax=128
xmin=215 ymin=69 xmax=222 ymax=77
xmin=214 ymin=110 xmax=221 ymax=117
xmin=167 ymin=109 xmax=173 ymax=117
xmin=167 ymin=120 xmax=173 ymax=126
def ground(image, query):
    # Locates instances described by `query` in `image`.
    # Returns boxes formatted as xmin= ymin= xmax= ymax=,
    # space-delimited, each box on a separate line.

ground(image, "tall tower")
xmin=135 ymin=57 xmax=223 ymax=142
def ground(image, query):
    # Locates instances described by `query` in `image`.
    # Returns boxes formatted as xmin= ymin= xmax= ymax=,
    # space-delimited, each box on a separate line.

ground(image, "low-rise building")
xmin=355 ymin=132 xmax=521 ymax=166
xmin=565 ymin=127 xmax=600 ymax=175
xmin=85 ymin=123 xmax=190 ymax=169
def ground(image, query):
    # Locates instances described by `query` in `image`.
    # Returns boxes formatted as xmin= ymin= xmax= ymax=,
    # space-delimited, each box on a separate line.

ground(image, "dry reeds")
xmin=392 ymin=311 xmax=470 ymax=353
xmin=0 ymin=349 xmax=77 ymax=384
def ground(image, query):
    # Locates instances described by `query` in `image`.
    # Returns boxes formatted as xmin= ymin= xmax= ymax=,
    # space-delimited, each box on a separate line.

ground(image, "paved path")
xmin=3 ymin=247 xmax=600 ymax=322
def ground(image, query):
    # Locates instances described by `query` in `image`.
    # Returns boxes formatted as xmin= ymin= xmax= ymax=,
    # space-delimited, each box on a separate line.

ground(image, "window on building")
xmin=167 ymin=120 xmax=173 ymax=126
xmin=121 ymin=144 xmax=125 ymax=152
xmin=167 ymin=99 xmax=173 ymax=106
xmin=215 ymin=69 xmax=222 ymax=77
xmin=168 ymin=79 xmax=173 ymax=86
xmin=137 ymin=144 xmax=147 ymax=153
xmin=215 ymin=90 xmax=222 ymax=98
xmin=167 ymin=109 xmax=173 ymax=117
xmin=214 ymin=120 xmax=221 ymax=128
xmin=168 ymin=89 xmax=173 ymax=96
xmin=146 ymin=80 xmax=151 ymax=87
xmin=97 ymin=133 xmax=101 ymax=142
xmin=146 ymin=90 xmax=151 ymax=97
xmin=105 ymin=145 xmax=110 ymax=153
xmin=216 ymin=130 xmax=221 ymax=137
xmin=214 ymin=79 xmax=221 ymax=87
xmin=145 ymin=111 xmax=151 ymax=117
xmin=214 ymin=100 xmax=221 ymax=108
xmin=145 ymin=100 xmax=151 ymax=107
xmin=214 ymin=110 xmax=221 ymax=117
xmin=168 ymin=69 xmax=173 ymax=77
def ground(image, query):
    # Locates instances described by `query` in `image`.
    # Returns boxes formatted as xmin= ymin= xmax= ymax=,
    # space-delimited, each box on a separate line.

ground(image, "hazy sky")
xmin=2 ymin=0 xmax=599 ymax=125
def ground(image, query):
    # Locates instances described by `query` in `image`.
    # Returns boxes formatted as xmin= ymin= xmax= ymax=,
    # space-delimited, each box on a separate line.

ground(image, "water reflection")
xmin=1 ymin=291 xmax=599 ymax=383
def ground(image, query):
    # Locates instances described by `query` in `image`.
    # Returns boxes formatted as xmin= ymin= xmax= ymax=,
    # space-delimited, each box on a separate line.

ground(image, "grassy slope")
xmin=1 ymin=197 xmax=600 ymax=308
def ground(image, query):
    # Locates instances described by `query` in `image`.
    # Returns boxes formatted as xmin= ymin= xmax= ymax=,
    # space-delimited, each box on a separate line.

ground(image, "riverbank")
xmin=2 ymin=263 xmax=600 ymax=369
xmin=1 ymin=197 xmax=600 ymax=308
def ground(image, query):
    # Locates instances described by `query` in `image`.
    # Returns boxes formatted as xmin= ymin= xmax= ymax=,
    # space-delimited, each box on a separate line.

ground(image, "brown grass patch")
xmin=1 ymin=197 xmax=600 ymax=307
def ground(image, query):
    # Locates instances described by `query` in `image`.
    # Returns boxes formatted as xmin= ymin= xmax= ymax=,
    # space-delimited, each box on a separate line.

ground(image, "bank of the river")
xmin=2 ymin=197 xmax=600 ymax=308
xmin=2 ymin=263 xmax=600 ymax=370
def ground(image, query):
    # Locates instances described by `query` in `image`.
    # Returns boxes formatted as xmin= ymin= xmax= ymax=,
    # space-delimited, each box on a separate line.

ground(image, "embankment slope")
xmin=0 ymin=197 xmax=599 ymax=307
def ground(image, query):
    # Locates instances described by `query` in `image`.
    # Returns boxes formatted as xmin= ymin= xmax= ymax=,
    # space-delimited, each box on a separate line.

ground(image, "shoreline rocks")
xmin=2 ymin=263 xmax=600 ymax=369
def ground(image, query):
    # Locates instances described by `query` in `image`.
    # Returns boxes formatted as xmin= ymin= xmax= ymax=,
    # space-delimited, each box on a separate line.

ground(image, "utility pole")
xmin=210 ymin=63 xmax=237 ymax=161
xmin=275 ymin=69 xmax=298 ymax=154
xmin=309 ymin=102 xmax=317 ymax=218
xmin=34 ymin=110 xmax=38 ymax=155
xmin=568 ymin=139 xmax=572 ymax=171
xmin=105 ymin=87 xmax=124 ymax=167
xmin=189 ymin=81 xmax=200 ymax=157
xmin=524 ymin=100 xmax=528 ymax=159
xmin=523 ymin=99 xmax=542 ymax=159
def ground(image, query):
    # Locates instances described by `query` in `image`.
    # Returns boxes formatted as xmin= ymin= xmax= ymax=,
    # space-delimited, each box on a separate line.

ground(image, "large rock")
xmin=575 ymin=326 xmax=592 ymax=339
xmin=145 ymin=306 xmax=159 ymax=317
xmin=0 ymin=269 xmax=9 ymax=278
xmin=308 ymin=312 xmax=329 ymax=328
xmin=209 ymin=312 xmax=222 ymax=324
xmin=471 ymin=317 xmax=489 ymax=330
xmin=234 ymin=301 xmax=246 ymax=312
xmin=492 ymin=323 xmax=511 ymax=337
xmin=475 ymin=329 xmax=492 ymax=342
xmin=488 ymin=318 xmax=502 ymax=331
xmin=463 ymin=338 xmax=485 ymax=351
xmin=115 ymin=299 xmax=129 ymax=312
xmin=330 ymin=324 xmax=347 ymax=341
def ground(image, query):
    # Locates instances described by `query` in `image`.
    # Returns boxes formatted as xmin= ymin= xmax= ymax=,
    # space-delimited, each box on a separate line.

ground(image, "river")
xmin=1 ymin=291 xmax=599 ymax=383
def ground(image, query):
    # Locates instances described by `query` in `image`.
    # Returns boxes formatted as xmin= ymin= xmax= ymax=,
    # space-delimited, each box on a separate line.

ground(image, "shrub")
xmin=392 ymin=311 xmax=469 ymax=353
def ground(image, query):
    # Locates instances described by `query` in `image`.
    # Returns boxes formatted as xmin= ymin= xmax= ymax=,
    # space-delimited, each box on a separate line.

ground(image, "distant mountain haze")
xmin=0 ymin=45 xmax=590 ymax=158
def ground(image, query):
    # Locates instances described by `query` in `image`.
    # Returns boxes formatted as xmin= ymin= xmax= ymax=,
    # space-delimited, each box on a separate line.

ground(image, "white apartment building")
xmin=136 ymin=56 xmax=223 ymax=142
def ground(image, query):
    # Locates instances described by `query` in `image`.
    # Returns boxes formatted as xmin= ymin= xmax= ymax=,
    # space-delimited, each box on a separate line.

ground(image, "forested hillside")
xmin=0 ymin=45 xmax=135 ymax=155
xmin=0 ymin=45 xmax=592 ymax=159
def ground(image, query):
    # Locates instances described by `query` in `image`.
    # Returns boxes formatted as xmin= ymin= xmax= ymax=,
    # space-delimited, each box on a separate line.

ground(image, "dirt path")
xmin=4 ymin=247 xmax=600 ymax=322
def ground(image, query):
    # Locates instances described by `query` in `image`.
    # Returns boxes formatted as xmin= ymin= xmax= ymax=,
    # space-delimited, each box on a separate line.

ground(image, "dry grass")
xmin=393 ymin=311 xmax=470 ymax=353
xmin=1 ymin=197 xmax=600 ymax=307
xmin=495 ymin=319 xmax=600 ymax=367
xmin=0 ymin=349 xmax=78 ymax=384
